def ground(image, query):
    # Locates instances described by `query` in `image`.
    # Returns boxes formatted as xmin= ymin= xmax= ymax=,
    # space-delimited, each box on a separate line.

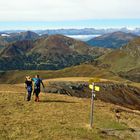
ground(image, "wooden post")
xmin=90 ymin=82 xmax=95 ymax=128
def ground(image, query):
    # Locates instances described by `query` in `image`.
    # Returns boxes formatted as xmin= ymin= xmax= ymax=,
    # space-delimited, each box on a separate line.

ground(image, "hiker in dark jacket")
xmin=32 ymin=75 xmax=45 ymax=102
xmin=25 ymin=76 xmax=33 ymax=101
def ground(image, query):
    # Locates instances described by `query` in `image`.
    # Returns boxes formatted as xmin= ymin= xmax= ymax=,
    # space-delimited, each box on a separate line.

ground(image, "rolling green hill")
xmin=0 ymin=64 xmax=122 ymax=84
xmin=99 ymin=37 xmax=140 ymax=72
xmin=95 ymin=37 xmax=140 ymax=82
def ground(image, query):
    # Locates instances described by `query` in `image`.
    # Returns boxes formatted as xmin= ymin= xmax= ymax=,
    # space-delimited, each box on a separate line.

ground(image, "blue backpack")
xmin=33 ymin=78 xmax=41 ymax=87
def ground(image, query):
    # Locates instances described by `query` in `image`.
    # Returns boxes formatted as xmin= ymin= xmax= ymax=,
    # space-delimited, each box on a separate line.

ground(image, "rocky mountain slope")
xmin=0 ymin=35 xmax=109 ymax=70
xmin=0 ymin=31 xmax=39 ymax=51
xmin=87 ymin=31 xmax=138 ymax=49
xmin=45 ymin=79 xmax=140 ymax=110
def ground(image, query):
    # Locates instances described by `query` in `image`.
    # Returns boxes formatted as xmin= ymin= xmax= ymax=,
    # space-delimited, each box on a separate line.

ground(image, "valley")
xmin=0 ymin=30 xmax=140 ymax=140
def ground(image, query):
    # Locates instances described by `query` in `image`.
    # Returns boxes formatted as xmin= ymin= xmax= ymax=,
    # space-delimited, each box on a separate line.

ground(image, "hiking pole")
xmin=24 ymin=91 xmax=27 ymax=101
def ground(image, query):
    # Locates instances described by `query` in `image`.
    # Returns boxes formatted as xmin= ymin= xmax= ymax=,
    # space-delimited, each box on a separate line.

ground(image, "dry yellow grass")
xmin=0 ymin=82 xmax=140 ymax=140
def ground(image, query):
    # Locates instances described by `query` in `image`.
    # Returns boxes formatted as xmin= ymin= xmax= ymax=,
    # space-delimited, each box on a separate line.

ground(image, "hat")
xmin=26 ymin=76 xmax=32 ymax=81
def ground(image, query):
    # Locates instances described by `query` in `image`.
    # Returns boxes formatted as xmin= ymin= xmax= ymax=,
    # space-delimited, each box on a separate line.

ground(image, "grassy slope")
xmin=0 ymin=64 xmax=124 ymax=84
xmin=98 ymin=37 xmax=140 ymax=73
xmin=99 ymin=50 xmax=139 ymax=72
xmin=0 ymin=84 xmax=140 ymax=140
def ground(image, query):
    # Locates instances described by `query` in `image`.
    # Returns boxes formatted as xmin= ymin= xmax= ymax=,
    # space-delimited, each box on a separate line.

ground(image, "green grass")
xmin=0 ymin=64 xmax=124 ymax=84
xmin=99 ymin=38 xmax=140 ymax=73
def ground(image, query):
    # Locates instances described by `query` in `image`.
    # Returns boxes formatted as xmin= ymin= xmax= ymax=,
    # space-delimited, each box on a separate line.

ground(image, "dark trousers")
xmin=27 ymin=86 xmax=32 ymax=101
xmin=34 ymin=87 xmax=40 ymax=102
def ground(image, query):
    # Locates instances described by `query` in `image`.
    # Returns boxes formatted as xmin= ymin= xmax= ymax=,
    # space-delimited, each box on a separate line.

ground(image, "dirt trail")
xmin=44 ymin=77 xmax=118 ymax=83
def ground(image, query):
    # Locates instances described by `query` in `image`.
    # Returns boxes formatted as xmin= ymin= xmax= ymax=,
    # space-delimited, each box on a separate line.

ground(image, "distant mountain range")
xmin=37 ymin=27 xmax=140 ymax=36
xmin=0 ymin=29 xmax=140 ymax=83
xmin=0 ymin=30 xmax=139 ymax=50
xmin=0 ymin=34 xmax=109 ymax=70
xmin=0 ymin=31 xmax=40 ymax=49
xmin=1 ymin=27 xmax=140 ymax=36
xmin=86 ymin=31 xmax=138 ymax=49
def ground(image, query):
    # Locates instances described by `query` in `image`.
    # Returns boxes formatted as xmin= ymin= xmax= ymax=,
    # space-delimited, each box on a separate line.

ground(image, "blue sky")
xmin=0 ymin=0 xmax=140 ymax=30
xmin=0 ymin=19 xmax=140 ymax=30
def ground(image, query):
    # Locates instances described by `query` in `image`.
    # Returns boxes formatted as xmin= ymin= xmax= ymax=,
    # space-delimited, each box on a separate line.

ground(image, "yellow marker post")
xmin=89 ymin=78 xmax=100 ymax=128
xmin=95 ymin=86 xmax=100 ymax=92
xmin=89 ymin=84 xmax=94 ymax=90
xmin=89 ymin=85 xmax=100 ymax=91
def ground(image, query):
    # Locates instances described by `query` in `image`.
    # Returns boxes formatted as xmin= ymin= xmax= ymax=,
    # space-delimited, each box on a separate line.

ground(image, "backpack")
xmin=34 ymin=78 xmax=40 ymax=87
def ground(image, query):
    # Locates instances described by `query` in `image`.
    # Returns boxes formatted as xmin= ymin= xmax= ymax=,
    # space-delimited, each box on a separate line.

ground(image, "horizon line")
xmin=0 ymin=27 xmax=140 ymax=31
xmin=0 ymin=19 xmax=140 ymax=30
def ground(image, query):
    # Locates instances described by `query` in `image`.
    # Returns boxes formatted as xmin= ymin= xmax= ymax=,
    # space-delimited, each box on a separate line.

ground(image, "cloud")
xmin=0 ymin=0 xmax=140 ymax=21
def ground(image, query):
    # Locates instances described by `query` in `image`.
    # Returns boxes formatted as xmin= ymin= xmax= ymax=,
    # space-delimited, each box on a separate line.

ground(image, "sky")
xmin=0 ymin=0 xmax=140 ymax=30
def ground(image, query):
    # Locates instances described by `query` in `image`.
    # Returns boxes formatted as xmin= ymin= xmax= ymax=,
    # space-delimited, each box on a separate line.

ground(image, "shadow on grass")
xmin=39 ymin=100 xmax=77 ymax=104
xmin=101 ymin=128 xmax=140 ymax=132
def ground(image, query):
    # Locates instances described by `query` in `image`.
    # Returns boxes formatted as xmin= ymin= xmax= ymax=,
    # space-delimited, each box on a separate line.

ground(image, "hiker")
xmin=32 ymin=75 xmax=45 ymax=102
xmin=25 ymin=76 xmax=33 ymax=101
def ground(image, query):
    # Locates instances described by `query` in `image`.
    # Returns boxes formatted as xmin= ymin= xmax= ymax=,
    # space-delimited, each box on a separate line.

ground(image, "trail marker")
xmin=95 ymin=86 xmax=100 ymax=92
xmin=89 ymin=85 xmax=100 ymax=91
xmin=89 ymin=84 xmax=94 ymax=90
xmin=89 ymin=78 xmax=101 ymax=128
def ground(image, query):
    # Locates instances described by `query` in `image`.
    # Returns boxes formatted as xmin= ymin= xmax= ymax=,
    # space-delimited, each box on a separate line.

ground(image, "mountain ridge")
xmin=87 ymin=31 xmax=138 ymax=48
xmin=0 ymin=31 xmax=39 ymax=51
xmin=0 ymin=34 xmax=110 ymax=70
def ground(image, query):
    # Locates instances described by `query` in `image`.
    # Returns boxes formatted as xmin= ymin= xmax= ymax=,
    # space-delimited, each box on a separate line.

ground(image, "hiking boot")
xmin=35 ymin=97 xmax=37 ymax=102
xmin=27 ymin=98 xmax=31 ymax=101
xmin=37 ymin=97 xmax=39 ymax=102
xmin=35 ymin=96 xmax=39 ymax=102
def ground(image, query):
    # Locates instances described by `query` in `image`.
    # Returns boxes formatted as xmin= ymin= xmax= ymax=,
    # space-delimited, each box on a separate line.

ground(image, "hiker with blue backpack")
xmin=25 ymin=76 xmax=33 ymax=101
xmin=32 ymin=75 xmax=45 ymax=102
